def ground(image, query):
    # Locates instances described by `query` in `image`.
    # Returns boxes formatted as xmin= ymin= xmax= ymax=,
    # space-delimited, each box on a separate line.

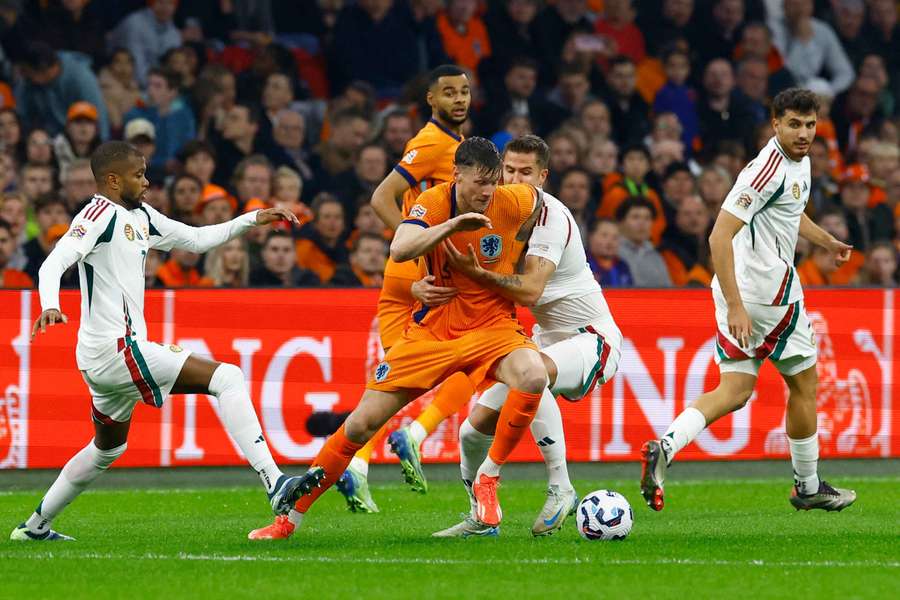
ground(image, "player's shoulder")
xmin=737 ymin=138 xmax=789 ymax=191
xmin=408 ymin=181 xmax=453 ymax=216
xmin=73 ymin=195 xmax=118 ymax=225
xmin=405 ymin=120 xmax=460 ymax=152
xmin=536 ymin=192 xmax=575 ymax=227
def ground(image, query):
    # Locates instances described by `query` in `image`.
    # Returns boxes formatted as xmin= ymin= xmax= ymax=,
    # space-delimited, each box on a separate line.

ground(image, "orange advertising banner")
xmin=1 ymin=288 xmax=897 ymax=469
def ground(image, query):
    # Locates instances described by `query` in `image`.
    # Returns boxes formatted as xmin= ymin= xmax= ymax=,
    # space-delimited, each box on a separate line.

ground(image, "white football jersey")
xmin=712 ymin=136 xmax=810 ymax=306
xmin=38 ymin=195 xmax=257 ymax=369
xmin=526 ymin=192 xmax=619 ymax=335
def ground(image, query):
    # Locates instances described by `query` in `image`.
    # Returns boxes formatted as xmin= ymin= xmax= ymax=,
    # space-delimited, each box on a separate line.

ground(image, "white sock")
xmin=349 ymin=456 xmax=369 ymax=477
xmin=287 ymin=509 xmax=304 ymax=527
xmin=208 ymin=363 xmax=283 ymax=494
xmin=459 ymin=418 xmax=493 ymax=516
xmin=477 ymin=456 xmax=502 ymax=478
xmin=26 ymin=440 xmax=126 ymax=533
xmin=789 ymin=433 xmax=820 ymax=495
xmin=530 ymin=388 xmax=572 ymax=491
xmin=408 ymin=420 xmax=428 ymax=446
xmin=660 ymin=407 xmax=707 ymax=464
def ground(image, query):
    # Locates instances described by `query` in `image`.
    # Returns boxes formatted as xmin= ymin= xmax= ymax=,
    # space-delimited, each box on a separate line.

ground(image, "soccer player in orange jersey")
xmin=334 ymin=65 xmax=479 ymax=513
xmin=248 ymin=138 xmax=548 ymax=539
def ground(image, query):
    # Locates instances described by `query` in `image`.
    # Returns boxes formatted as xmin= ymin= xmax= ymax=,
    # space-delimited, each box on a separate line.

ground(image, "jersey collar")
xmin=772 ymin=137 xmax=795 ymax=163
xmin=429 ymin=118 xmax=462 ymax=142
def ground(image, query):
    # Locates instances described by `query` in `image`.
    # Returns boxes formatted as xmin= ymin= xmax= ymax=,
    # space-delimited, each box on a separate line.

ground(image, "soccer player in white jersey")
xmin=640 ymin=89 xmax=857 ymax=513
xmin=431 ymin=135 xmax=623 ymax=536
xmin=10 ymin=142 xmax=324 ymax=542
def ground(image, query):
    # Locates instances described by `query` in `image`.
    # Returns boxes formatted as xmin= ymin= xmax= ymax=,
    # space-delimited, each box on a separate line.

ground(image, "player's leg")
xmin=337 ymin=422 xmax=386 ymax=514
xmin=472 ymin=347 xmax=547 ymax=526
xmin=388 ymin=371 xmax=475 ymax=494
xmin=172 ymin=355 xmax=323 ymax=514
xmin=640 ymin=370 xmax=757 ymax=511
xmin=781 ymin=362 xmax=856 ymax=511
xmin=11 ymin=416 xmax=129 ymax=542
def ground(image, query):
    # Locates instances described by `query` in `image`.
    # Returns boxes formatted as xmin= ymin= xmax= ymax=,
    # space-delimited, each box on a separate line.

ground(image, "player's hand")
xmin=410 ymin=275 xmax=458 ymax=306
xmin=442 ymin=240 xmax=483 ymax=277
xmin=727 ymin=303 xmax=753 ymax=349
xmin=256 ymin=207 xmax=300 ymax=226
xmin=449 ymin=212 xmax=492 ymax=232
xmin=31 ymin=309 xmax=68 ymax=340
xmin=826 ymin=237 xmax=853 ymax=267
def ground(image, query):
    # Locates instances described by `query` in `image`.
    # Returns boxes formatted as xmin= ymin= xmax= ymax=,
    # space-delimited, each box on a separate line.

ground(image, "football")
xmin=575 ymin=490 xmax=634 ymax=541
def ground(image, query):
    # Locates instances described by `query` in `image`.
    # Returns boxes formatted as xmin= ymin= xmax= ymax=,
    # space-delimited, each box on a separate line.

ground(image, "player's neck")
xmin=96 ymin=190 xmax=134 ymax=210
xmin=431 ymin=114 xmax=462 ymax=136
xmin=773 ymin=136 xmax=801 ymax=162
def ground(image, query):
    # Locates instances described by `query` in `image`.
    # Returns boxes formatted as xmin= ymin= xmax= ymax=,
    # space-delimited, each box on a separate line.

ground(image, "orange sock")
xmin=415 ymin=372 xmax=475 ymax=435
xmin=487 ymin=389 xmax=543 ymax=466
xmin=355 ymin=422 xmax=390 ymax=463
xmin=295 ymin=424 xmax=363 ymax=513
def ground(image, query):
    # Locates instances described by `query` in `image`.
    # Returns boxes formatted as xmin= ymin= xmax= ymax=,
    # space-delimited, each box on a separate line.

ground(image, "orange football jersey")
xmin=401 ymin=182 xmax=537 ymax=340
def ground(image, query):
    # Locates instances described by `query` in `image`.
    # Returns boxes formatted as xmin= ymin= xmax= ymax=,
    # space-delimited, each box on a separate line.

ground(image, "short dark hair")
xmin=235 ymin=103 xmax=261 ymax=125
xmin=169 ymin=173 xmax=202 ymax=200
xmin=90 ymin=141 xmax=144 ymax=183
xmin=352 ymin=232 xmax=387 ymax=253
xmin=331 ymin=107 xmax=368 ymax=128
xmin=559 ymin=166 xmax=591 ymax=185
xmin=428 ymin=64 xmax=468 ymax=88
xmin=33 ymin=192 xmax=65 ymax=215
xmin=455 ymin=137 xmax=502 ymax=178
xmin=311 ymin=192 xmax=343 ymax=217
xmin=590 ymin=217 xmax=618 ymax=234
xmin=504 ymin=134 xmax=550 ymax=169
xmin=609 ymin=55 xmax=635 ymax=70
xmin=178 ymin=139 xmax=217 ymax=163
xmin=147 ymin=67 xmax=181 ymax=91
xmin=263 ymin=229 xmax=293 ymax=248
xmin=771 ymin=88 xmax=819 ymax=118
xmin=620 ymin=143 xmax=651 ymax=163
xmin=22 ymin=162 xmax=53 ymax=175
xmin=817 ymin=207 xmax=847 ymax=225
xmin=663 ymin=161 xmax=692 ymax=181
xmin=20 ymin=42 xmax=58 ymax=71
xmin=508 ymin=56 xmax=539 ymax=73
xmin=615 ymin=196 xmax=657 ymax=221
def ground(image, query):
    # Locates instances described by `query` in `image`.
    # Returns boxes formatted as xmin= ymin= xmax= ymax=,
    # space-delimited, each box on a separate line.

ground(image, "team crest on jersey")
xmin=735 ymin=193 xmax=752 ymax=209
xmin=402 ymin=149 xmax=418 ymax=165
xmin=409 ymin=204 xmax=427 ymax=218
xmin=124 ymin=223 xmax=135 ymax=241
xmin=479 ymin=234 xmax=502 ymax=262
xmin=374 ymin=362 xmax=391 ymax=382
xmin=792 ymin=182 xmax=801 ymax=199
xmin=169 ymin=344 xmax=183 ymax=353
xmin=68 ymin=224 xmax=87 ymax=239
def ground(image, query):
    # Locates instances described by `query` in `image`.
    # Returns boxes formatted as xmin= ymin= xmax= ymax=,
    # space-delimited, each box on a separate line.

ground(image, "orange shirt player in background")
xmin=329 ymin=65 xmax=476 ymax=513
xmin=249 ymin=138 xmax=548 ymax=539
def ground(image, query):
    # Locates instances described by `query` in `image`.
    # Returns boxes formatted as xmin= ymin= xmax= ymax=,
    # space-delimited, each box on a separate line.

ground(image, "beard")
xmin=436 ymin=105 xmax=467 ymax=126
xmin=120 ymin=188 xmax=143 ymax=208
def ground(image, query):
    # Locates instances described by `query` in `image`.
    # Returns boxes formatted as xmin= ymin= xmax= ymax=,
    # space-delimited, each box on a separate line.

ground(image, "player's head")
xmin=502 ymin=135 xmax=550 ymax=187
xmin=90 ymin=141 xmax=148 ymax=209
xmin=426 ymin=65 xmax=470 ymax=127
xmin=771 ymin=88 xmax=819 ymax=160
xmin=454 ymin=137 xmax=502 ymax=213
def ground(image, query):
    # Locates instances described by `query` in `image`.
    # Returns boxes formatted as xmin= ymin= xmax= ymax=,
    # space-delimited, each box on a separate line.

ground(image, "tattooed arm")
xmin=443 ymin=241 xmax=557 ymax=306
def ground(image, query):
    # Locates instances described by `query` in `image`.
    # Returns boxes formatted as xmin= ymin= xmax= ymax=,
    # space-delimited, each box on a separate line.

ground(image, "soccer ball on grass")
xmin=575 ymin=489 xmax=633 ymax=541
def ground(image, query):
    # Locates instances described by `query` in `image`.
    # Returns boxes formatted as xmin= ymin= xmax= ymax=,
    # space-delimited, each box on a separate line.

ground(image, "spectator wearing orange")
xmin=594 ymin=0 xmax=645 ymax=65
xmin=332 ymin=233 xmax=388 ymax=288
xmin=156 ymin=248 xmax=214 ymax=288
xmin=345 ymin=200 xmax=391 ymax=251
xmin=732 ymin=21 xmax=796 ymax=97
xmin=272 ymin=166 xmax=312 ymax=226
xmin=295 ymin=193 xmax=349 ymax=284
xmin=864 ymin=142 xmax=899 ymax=203
xmin=886 ymin=170 xmax=900 ymax=212
xmin=0 ymin=218 xmax=32 ymax=288
xmin=814 ymin=209 xmax=865 ymax=284
xmin=857 ymin=241 xmax=898 ymax=287
xmin=660 ymin=195 xmax=710 ymax=286
xmin=195 ymin=184 xmax=237 ymax=226
xmin=597 ymin=144 xmax=665 ymax=245
xmin=436 ymin=0 xmax=491 ymax=76
xmin=839 ymin=164 xmax=894 ymax=251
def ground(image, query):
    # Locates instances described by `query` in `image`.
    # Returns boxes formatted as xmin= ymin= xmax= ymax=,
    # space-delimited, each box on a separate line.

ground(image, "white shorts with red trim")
xmin=712 ymin=287 xmax=817 ymax=377
xmin=81 ymin=339 xmax=192 ymax=423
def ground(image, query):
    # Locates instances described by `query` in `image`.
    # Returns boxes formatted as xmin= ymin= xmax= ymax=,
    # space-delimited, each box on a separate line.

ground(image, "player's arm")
xmin=799 ymin=213 xmax=852 ymax=266
xmin=445 ymin=245 xmax=556 ymax=306
xmin=371 ymin=170 xmax=411 ymax=230
xmin=144 ymin=205 xmax=298 ymax=252
xmin=708 ymin=210 xmax=751 ymax=346
xmin=390 ymin=213 xmax=492 ymax=262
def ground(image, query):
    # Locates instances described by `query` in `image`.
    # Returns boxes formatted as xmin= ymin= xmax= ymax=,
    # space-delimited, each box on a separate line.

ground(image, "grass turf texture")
xmin=0 ymin=461 xmax=897 ymax=599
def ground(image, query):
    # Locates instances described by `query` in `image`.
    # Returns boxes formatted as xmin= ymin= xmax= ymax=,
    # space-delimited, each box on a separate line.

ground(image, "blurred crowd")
xmin=0 ymin=0 xmax=899 ymax=291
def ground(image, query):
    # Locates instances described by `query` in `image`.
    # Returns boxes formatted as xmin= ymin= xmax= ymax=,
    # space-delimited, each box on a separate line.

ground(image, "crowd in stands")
xmin=0 ymin=0 xmax=899 ymax=291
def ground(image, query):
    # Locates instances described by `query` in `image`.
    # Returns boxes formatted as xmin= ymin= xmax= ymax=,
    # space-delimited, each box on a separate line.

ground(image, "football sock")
xmin=354 ymin=421 xmax=389 ymax=465
xmin=483 ymin=388 xmax=543 ymax=475
xmin=407 ymin=420 xmax=428 ymax=446
xmin=295 ymin=425 xmax=363 ymax=513
xmin=349 ymin=456 xmax=369 ymax=477
xmin=414 ymin=372 xmax=475 ymax=437
xmin=530 ymin=388 xmax=572 ymax=491
xmin=660 ymin=407 xmax=707 ymax=464
xmin=208 ymin=363 xmax=283 ymax=494
xmin=789 ymin=433 xmax=820 ymax=495
xmin=287 ymin=509 xmax=304 ymax=527
xmin=459 ymin=418 xmax=494 ymax=485
xmin=26 ymin=440 xmax=126 ymax=533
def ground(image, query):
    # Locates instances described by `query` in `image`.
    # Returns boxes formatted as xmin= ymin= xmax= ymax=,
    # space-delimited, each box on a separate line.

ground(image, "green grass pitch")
xmin=0 ymin=461 xmax=897 ymax=599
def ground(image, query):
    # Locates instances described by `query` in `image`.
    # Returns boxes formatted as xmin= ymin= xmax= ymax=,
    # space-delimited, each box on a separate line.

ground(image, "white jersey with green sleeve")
xmin=711 ymin=136 xmax=810 ymax=306
xmin=38 ymin=195 xmax=258 ymax=370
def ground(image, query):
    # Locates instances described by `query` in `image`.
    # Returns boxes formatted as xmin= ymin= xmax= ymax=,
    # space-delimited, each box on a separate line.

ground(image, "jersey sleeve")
xmin=526 ymin=196 xmax=570 ymax=267
xmin=393 ymin=141 xmax=444 ymax=188
xmin=141 ymin=203 xmax=257 ymax=252
xmin=721 ymin=150 xmax=787 ymax=224
xmin=400 ymin=187 xmax=450 ymax=228
xmin=38 ymin=203 xmax=116 ymax=311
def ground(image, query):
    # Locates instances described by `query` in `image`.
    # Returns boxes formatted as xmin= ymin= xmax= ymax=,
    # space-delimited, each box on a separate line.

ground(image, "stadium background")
xmin=0 ymin=0 xmax=898 ymax=469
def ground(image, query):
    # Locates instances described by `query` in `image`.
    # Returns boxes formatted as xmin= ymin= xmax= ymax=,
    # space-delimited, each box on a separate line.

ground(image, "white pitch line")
xmin=1 ymin=552 xmax=897 ymax=569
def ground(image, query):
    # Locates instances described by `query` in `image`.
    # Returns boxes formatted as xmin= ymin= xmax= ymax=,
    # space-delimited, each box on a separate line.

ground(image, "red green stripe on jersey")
xmin=561 ymin=326 xmax=610 ymax=401
xmin=751 ymin=150 xmax=783 ymax=192
xmin=715 ymin=329 xmax=751 ymax=360
xmin=755 ymin=303 xmax=799 ymax=359
xmin=771 ymin=261 xmax=795 ymax=306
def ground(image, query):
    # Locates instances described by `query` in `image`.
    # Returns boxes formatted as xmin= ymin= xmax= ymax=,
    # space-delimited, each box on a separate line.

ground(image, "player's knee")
xmin=208 ymin=362 xmax=245 ymax=396
xmin=507 ymin=355 xmax=548 ymax=394
xmin=343 ymin=411 xmax=379 ymax=443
